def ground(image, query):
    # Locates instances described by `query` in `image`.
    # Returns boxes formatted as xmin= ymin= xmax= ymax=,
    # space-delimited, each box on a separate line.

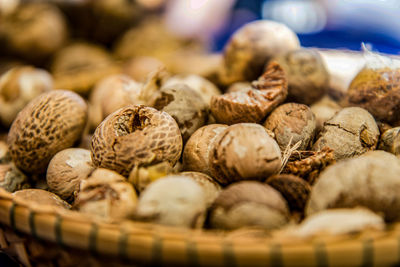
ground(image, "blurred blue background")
xmin=212 ymin=0 xmax=400 ymax=54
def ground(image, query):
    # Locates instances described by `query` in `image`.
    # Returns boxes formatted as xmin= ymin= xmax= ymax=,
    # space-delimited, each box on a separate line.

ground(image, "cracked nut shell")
xmin=264 ymin=103 xmax=316 ymax=151
xmin=209 ymin=123 xmax=282 ymax=185
xmin=312 ymin=107 xmax=379 ymax=160
xmin=91 ymin=105 xmax=182 ymax=177
xmin=208 ymin=181 xmax=290 ymax=230
xmin=8 ymin=90 xmax=88 ymax=174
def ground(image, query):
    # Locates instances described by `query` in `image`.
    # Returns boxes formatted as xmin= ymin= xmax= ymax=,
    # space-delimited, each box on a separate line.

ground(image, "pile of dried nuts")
xmin=1 ymin=1 xmax=400 ymax=237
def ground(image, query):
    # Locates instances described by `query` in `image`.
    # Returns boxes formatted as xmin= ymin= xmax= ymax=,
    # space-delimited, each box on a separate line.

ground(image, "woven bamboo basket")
xmin=1 ymin=188 xmax=400 ymax=267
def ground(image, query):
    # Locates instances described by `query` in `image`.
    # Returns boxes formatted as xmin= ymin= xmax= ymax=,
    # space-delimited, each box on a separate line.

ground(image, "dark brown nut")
xmin=274 ymin=49 xmax=329 ymax=105
xmin=128 ymin=161 xmax=174 ymax=193
xmin=151 ymin=84 xmax=208 ymax=142
xmin=13 ymin=189 xmax=70 ymax=209
xmin=211 ymin=61 xmax=288 ymax=125
xmin=163 ymin=74 xmax=221 ymax=105
xmin=123 ymin=56 xmax=166 ymax=82
xmin=346 ymin=62 xmax=400 ymax=126
xmin=312 ymin=107 xmax=379 ymax=160
xmin=51 ymin=42 xmax=120 ymax=95
xmin=209 ymin=181 xmax=290 ymax=230
xmin=310 ymin=96 xmax=342 ymax=133
xmin=226 ymin=82 xmax=252 ymax=93
xmin=266 ymin=174 xmax=311 ymax=213
xmin=209 ymin=123 xmax=282 ymax=185
xmin=46 ymin=148 xmax=94 ymax=201
xmin=0 ymin=3 xmax=67 ymax=60
xmin=135 ymin=175 xmax=207 ymax=228
xmin=91 ymin=105 xmax=182 ymax=177
xmin=182 ymin=124 xmax=228 ymax=176
xmin=179 ymin=171 xmax=222 ymax=208
xmin=219 ymin=20 xmax=300 ymax=85
xmin=282 ymin=148 xmax=335 ymax=185
xmin=0 ymin=141 xmax=10 ymax=164
xmin=8 ymin=90 xmax=88 ymax=174
xmin=74 ymin=168 xmax=137 ymax=221
xmin=292 ymin=208 xmax=384 ymax=237
xmin=89 ymin=74 xmax=143 ymax=129
xmin=0 ymin=66 xmax=53 ymax=127
xmin=0 ymin=163 xmax=29 ymax=192
xmin=264 ymin=103 xmax=316 ymax=151
xmin=306 ymin=150 xmax=400 ymax=222
xmin=379 ymin=127 xmax=400 ymax=155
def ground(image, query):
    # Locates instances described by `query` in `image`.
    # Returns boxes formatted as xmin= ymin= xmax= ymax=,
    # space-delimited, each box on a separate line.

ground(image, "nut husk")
xmin=0 ymin=163 xmax=29 ymax=192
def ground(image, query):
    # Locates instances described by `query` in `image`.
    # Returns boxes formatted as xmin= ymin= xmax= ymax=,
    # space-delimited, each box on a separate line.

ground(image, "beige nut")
xmin=123 ymin=56 xmax=166 ymax=82
xmin=47 ymin=148 xmax=94 ymax=201
xmin=209 ymin=123 xmax=282 ymax=185
xmin=13 ymin=189 xmax=70 ymax=209
xmin=209 ymin=181 xmax=290 ymax=230
xmin=0 ymin=163 xmax=30 ymax=192
xmin=91 ymin=105 xmax=182 ymax=177
xmin=135 ymin=175 xmax=207 ymax=228
xmin=310 ymin=96 xmax=342 ymax=134
xmin=74 ymin=168 xmax=137 ymax=221
xmin=8 ymin=90 xmax=88 ymax=174
xmin=0 ymin=66 xmax=53 ymax=127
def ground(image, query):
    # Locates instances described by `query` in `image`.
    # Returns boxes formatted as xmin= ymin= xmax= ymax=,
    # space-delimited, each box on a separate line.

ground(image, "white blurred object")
xmin=0 ymin=0 xmax=19 ymax=15
xmin=165 ymin=0 xmax=235 ymax=39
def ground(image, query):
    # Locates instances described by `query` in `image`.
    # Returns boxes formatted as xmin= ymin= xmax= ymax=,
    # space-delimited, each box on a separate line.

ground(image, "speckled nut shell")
xmin=151 ymin=83 xmax=208 ymax=142
xmin=0 ymin=66 xmax=53 ymax=127
xmin=179 ymin=171 xmax=222 ymax=207
xmin=182 ymin=124 xmax=228 ymax=176
xmin=208 ymin=181 xmax=290 ymax=230
xmin=0 ymin=163 xmax=29 ymax=192
xmin=46 ymin=148 xmax=94 ymax=201
xmin=73 ymin=168 xmax=138 ymax=221
xmin=219 ymin=20 xmax=300 ymax=85
xmin=379 ymin=127 xmax=400 ymax=155
xmin=211 ymin=61 xmax=288 ymax=125
xmin=91 ymin=105 xmax=182 ymax=177
xmin=264 ymin=103 xmax=316 ymax=151
xmin=13 ymin=189 xmax=70 ymax=209
xmin=8 ymin=90 xmax=88 ymax=174
xmin=266 ymin=174 xmax=311 ymax=213
xmin=306 ymin=150 xmax=400 ymax=222
xmin=346 ymin=66 xmax=400 ymax=126
xmin=209 ymin=123 xmax=282 ymax=185
xmin=312 ymin=107 xmax=379 ymax=160
xmin=135 ymin=175 xmax=207 ymax=228
xmin=274 ymin=49 xmax=329 ymax=105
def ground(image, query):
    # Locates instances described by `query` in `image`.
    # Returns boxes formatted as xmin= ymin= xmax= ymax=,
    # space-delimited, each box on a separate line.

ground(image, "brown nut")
xmin=151 ymin=84 xmax=208 ymax=142
xmin=378 ymin=127 xmax=400 ymax=155
xmin=208 ymin=181 xmax=290 ymax=230
xmin=266 ymin=174 xmax=311 ymax=214
xmin=8 ymin=90 xmax=88 ymax=174
xmin=182 ymin=124 xmax=228 ymax=176
xmin=310 ymin=96 xmax=342 ymax=133
xmin=211 ymin=61 xmax=288 ymax=125
xmin=209 ymin=123 xmax=282 ymax=185
xmin=0 ymin=3 xmax=67 ymax=60
xmin=274 ymin=49 xmax=329 ymax=105
xmin=312 ymin=107 xmax=379 ymax=160
xmin=91 ymin=105 xmax=182 ymax=177
xmin=0 ymin=163 xmax=29 ymax=192
xmin=135 ymin=175 xmax=207 ymax=228
xmin=51 ymin=42 xmax=119 ymax=95
xmin=219 ymin=20 xmax=300 ymax=85
xmin=74 ymin=168 xmax=137 ymax=221
xmin=264 ymin=103 xmax=317 ymax=151
xmin=306 ymin=150 xmax=400 ymax=222
xmin=179 ymin=171 xmax=222 ymax=208
xmin=163 ymin=74 xmax=221 ymax=105
xmin=128 ymin=161 xmax=174 ymax=193
xmin=123 ymin=56 xmax=165 ymax=82
xmin=46 ymin=148 xmax=94 ymax=201
xmin=0 ymin=66 xmax=53 ymax=127
xmin=13 ymin=189 xmax=70 ymax=209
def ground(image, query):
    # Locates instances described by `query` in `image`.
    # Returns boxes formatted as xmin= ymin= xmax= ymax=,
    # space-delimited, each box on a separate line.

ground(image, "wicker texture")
xmin=0 ymin=188 xmax=400 ymax=266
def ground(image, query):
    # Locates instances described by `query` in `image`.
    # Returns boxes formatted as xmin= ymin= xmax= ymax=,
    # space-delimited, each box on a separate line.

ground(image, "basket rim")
xmin=1 ymin=188 xmax=400 ymax=266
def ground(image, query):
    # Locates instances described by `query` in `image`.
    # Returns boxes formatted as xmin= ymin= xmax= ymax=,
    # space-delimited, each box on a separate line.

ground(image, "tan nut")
xmin=8 ymin=90 xmax=88 ymax=174
xmin=123 ymin=56 xmax=165 ymax=82
xmin=0 ymin=141 xmax=10 ymax=164
xmin=310 ymin=96 xmax=342 ymax=133
xmin=13 ymin=189 xmax=70 ymax=209
xmin=46 ymin=148 xmax=94 ymax=201
xmin=91 ymin=105 xmax=182 ymax=177
xmin=128 ymin=161 xmax=174 ymax=193
xmin=0 ymin=163 xmax=30 ymax=192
